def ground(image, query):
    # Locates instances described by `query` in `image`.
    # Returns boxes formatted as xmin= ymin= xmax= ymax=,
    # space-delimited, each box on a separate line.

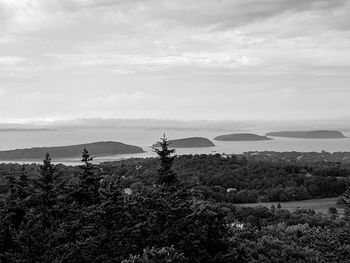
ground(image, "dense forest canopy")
xmin=0 ymin=143 xmax=350 ymax=262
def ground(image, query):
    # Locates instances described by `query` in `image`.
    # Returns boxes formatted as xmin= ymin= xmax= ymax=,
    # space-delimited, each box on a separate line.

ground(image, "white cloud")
xmin=0 ymin=0 xmax=349 ymax=121
xmin=110 ymin=69 xmax=134 ymax=75
xmin=0 ymin=56 xmax=25 ymax=66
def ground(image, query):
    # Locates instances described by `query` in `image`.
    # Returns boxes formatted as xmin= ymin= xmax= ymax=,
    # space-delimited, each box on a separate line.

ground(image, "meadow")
xmin=238 ymin=197 xmax=346 ymax=215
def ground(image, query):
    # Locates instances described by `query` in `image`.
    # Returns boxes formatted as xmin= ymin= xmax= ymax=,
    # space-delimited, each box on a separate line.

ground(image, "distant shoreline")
xmin=2 ymin=149 xmax=350 ymax=166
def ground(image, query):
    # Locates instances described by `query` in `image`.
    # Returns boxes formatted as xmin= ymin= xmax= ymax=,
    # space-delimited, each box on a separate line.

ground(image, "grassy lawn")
xmin=238 ymin=197 xmax=346 ymax=216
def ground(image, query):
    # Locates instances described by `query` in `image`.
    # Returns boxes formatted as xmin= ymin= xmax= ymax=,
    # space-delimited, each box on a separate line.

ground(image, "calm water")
xmin=0 ymin=128 xmax=350 ymax=164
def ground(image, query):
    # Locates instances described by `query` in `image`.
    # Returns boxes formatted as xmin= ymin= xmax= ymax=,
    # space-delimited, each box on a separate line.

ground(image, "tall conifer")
xmin=76 ymin=148 xmax=100 ymax=205
xmin=154 ymin=134 xmax=177 ymax=186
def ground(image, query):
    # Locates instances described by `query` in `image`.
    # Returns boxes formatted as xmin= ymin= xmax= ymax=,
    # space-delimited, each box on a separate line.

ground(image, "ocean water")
xmin=1 ymin=128 xmax=350 ymax=164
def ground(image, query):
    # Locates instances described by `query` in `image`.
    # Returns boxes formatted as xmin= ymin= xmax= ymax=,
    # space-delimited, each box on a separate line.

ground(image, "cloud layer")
xmin=0 ymin=0 xmax=349 ymax=121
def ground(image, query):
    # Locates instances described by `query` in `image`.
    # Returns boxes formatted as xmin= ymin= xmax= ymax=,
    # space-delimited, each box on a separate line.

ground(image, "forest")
xmin=0 ymin=138 xmax=350 ymax=262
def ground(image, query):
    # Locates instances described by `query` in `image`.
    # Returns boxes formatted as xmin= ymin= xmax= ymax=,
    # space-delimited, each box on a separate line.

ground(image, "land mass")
xmin=266 ymin=130 xmax=346 ymax=139
xmin=213 ymin=133 xmax=271 ymax=141
xmin=0 ymin=141 xmax=144 ymax=160
xmin=153 ymin=137 xmax=215 ymax=148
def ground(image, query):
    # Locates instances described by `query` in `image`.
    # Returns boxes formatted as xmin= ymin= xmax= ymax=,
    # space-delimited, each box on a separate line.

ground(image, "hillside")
xmin=153 ymin=137 xmax=215 ymax=148
xmin=266 ymin=130 xmax=346 ymax=139
xmin=213 ymin=133 xmax=271 ymax=141
xmin=0 ymin=141 xmax=144 ymax=160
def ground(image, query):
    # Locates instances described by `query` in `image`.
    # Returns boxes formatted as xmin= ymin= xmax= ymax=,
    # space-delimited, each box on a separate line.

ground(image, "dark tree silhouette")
xmin=37 ymin=153 xmax=56 ymax=210
xmin=19 ymin=165 xmax=28 ymax=189
xmin=75 ymin=148 xmax=100 ymax=205
xmin=154 ymin=134 xmax=177 ymax=185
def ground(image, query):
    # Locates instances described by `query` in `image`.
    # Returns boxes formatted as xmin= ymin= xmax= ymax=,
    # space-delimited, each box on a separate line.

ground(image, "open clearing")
xmin=238 ymin=197 xmax=346 ymax=215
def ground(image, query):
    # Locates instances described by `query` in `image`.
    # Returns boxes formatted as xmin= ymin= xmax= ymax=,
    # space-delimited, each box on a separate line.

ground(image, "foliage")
xmin=153 ymin=135 xmax=177 ymax=185
xmin=121 ymin=246 xmax=188 ymax=263
xmin=73 ymin=148 xmax=101 ymax=205
xmin=0 ymin=151 xmax=350 ymax=262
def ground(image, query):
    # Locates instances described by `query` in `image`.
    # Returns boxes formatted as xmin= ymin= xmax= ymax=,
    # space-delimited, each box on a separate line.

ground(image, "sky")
xmin=0 ymin=0 xmax=350 ymax=122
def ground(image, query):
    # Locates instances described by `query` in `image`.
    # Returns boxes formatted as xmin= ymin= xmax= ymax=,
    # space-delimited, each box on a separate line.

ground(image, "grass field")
xmin=238 ymin=197 xmax=346 ymax=216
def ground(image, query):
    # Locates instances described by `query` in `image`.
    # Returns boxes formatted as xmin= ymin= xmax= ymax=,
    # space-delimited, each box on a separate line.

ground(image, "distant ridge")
xmin=0 ymin=141 xmax=144 ymax=160
xmin=214 ymin=133 xmax=271 ymax=141
xmin=266 ymin=130 xmax=346 ymax=139
xmin=153 ymin=137 xmax=215 ymax=148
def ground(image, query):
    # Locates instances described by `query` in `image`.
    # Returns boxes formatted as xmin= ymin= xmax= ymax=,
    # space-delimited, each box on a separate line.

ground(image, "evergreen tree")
xmin=17 ymin=164 xmax=30 ymax=201
xmin=37 ymin=153 xmax=57 ymax=211
xmin=19 ymin=164 xmax=28 ymax=185
xmin=153 ymin=135 xmax=177 ymax=186
xmin=270 ymin=204 xmax=276 ymax=213
xmin=75 ymin=148 xmax=100 ymax=205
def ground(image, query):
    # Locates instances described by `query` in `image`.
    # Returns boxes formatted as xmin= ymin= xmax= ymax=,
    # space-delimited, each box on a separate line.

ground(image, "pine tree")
xmin=75 ymin=148 xmax=100 ymax=205
xmin=19 ymin=164 xmax=28 ymax=186
xmin=270 ymin=204 xmax=276 ymax=213
xmin=17 ymin=164 xmax=29 ymax=200
xmin=27 ymin=152 xmax=59 ymax=231
xmin=37 ymin=153 xmax=56 ymax=210
xmin=153 ymin=134 xmax=177 ymax=186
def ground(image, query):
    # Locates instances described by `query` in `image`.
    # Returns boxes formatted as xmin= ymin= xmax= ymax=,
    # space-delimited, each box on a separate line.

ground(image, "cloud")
xmin=0 ymin=56 xmax=25 ymax=66
xmin=79 ymin=92 xmax=162 ymax=109
xmin=47 ymin=52 xmax=261 ymax=72
xmin=0 ymin=0 xmax=349 ymax=121
xmin=1 ymin=0 xmax=348 ymax=34
xmin=109 ymin=69 xmax=134 ymax=75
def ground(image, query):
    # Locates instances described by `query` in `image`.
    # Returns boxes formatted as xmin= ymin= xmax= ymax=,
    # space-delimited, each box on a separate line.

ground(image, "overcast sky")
xmin=0 ymin=0 xmax=349 ymax=122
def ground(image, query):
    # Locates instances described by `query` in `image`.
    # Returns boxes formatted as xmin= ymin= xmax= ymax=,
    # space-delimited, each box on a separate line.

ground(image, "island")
xmin=213 ymin=133 xmax=271 ymax=141
xmin=266 ymin=130 xmax=346 ymax=139
xmin=0 ymin=141 xmax=144 ymax=160
xmin=153 ymin=137 xmax=215 ymax=148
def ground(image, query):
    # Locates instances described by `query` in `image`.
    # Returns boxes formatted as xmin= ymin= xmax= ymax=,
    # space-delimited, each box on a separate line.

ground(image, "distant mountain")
xmin=213 ymin=133 xmax=271 ymax=141
xmin=266 ymin=130 xmax=346 ymax=139
xmin=0 ymin=141 xmax=144 ymax=160
xmin=153 ymin=137 xmax=215 ymax=148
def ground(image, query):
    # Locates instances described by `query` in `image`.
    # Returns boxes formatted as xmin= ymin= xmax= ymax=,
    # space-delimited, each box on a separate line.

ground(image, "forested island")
xmin=266 ymin=130 xmax=346 ymax=139
xmin=214 ymin=133 xmax=271 ymax=141
xmin=153 ymin=137 xmax=215 ymax=148
xmin=0 ymin=139 xmax=350 ymax=262
xmin=0 ymin=141 xmax=144 ymax=160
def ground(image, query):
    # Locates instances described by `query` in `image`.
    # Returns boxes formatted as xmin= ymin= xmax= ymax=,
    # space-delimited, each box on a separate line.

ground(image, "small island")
xmin=0 ymin=141 xmax=144 ymax=160
xmin=153 ymin=137 xmax=215 ymax=148
xmin=266 ymin=130 xmax=346 ymax=139
xmin=213 ymin=133 xmax=271 ymax=141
